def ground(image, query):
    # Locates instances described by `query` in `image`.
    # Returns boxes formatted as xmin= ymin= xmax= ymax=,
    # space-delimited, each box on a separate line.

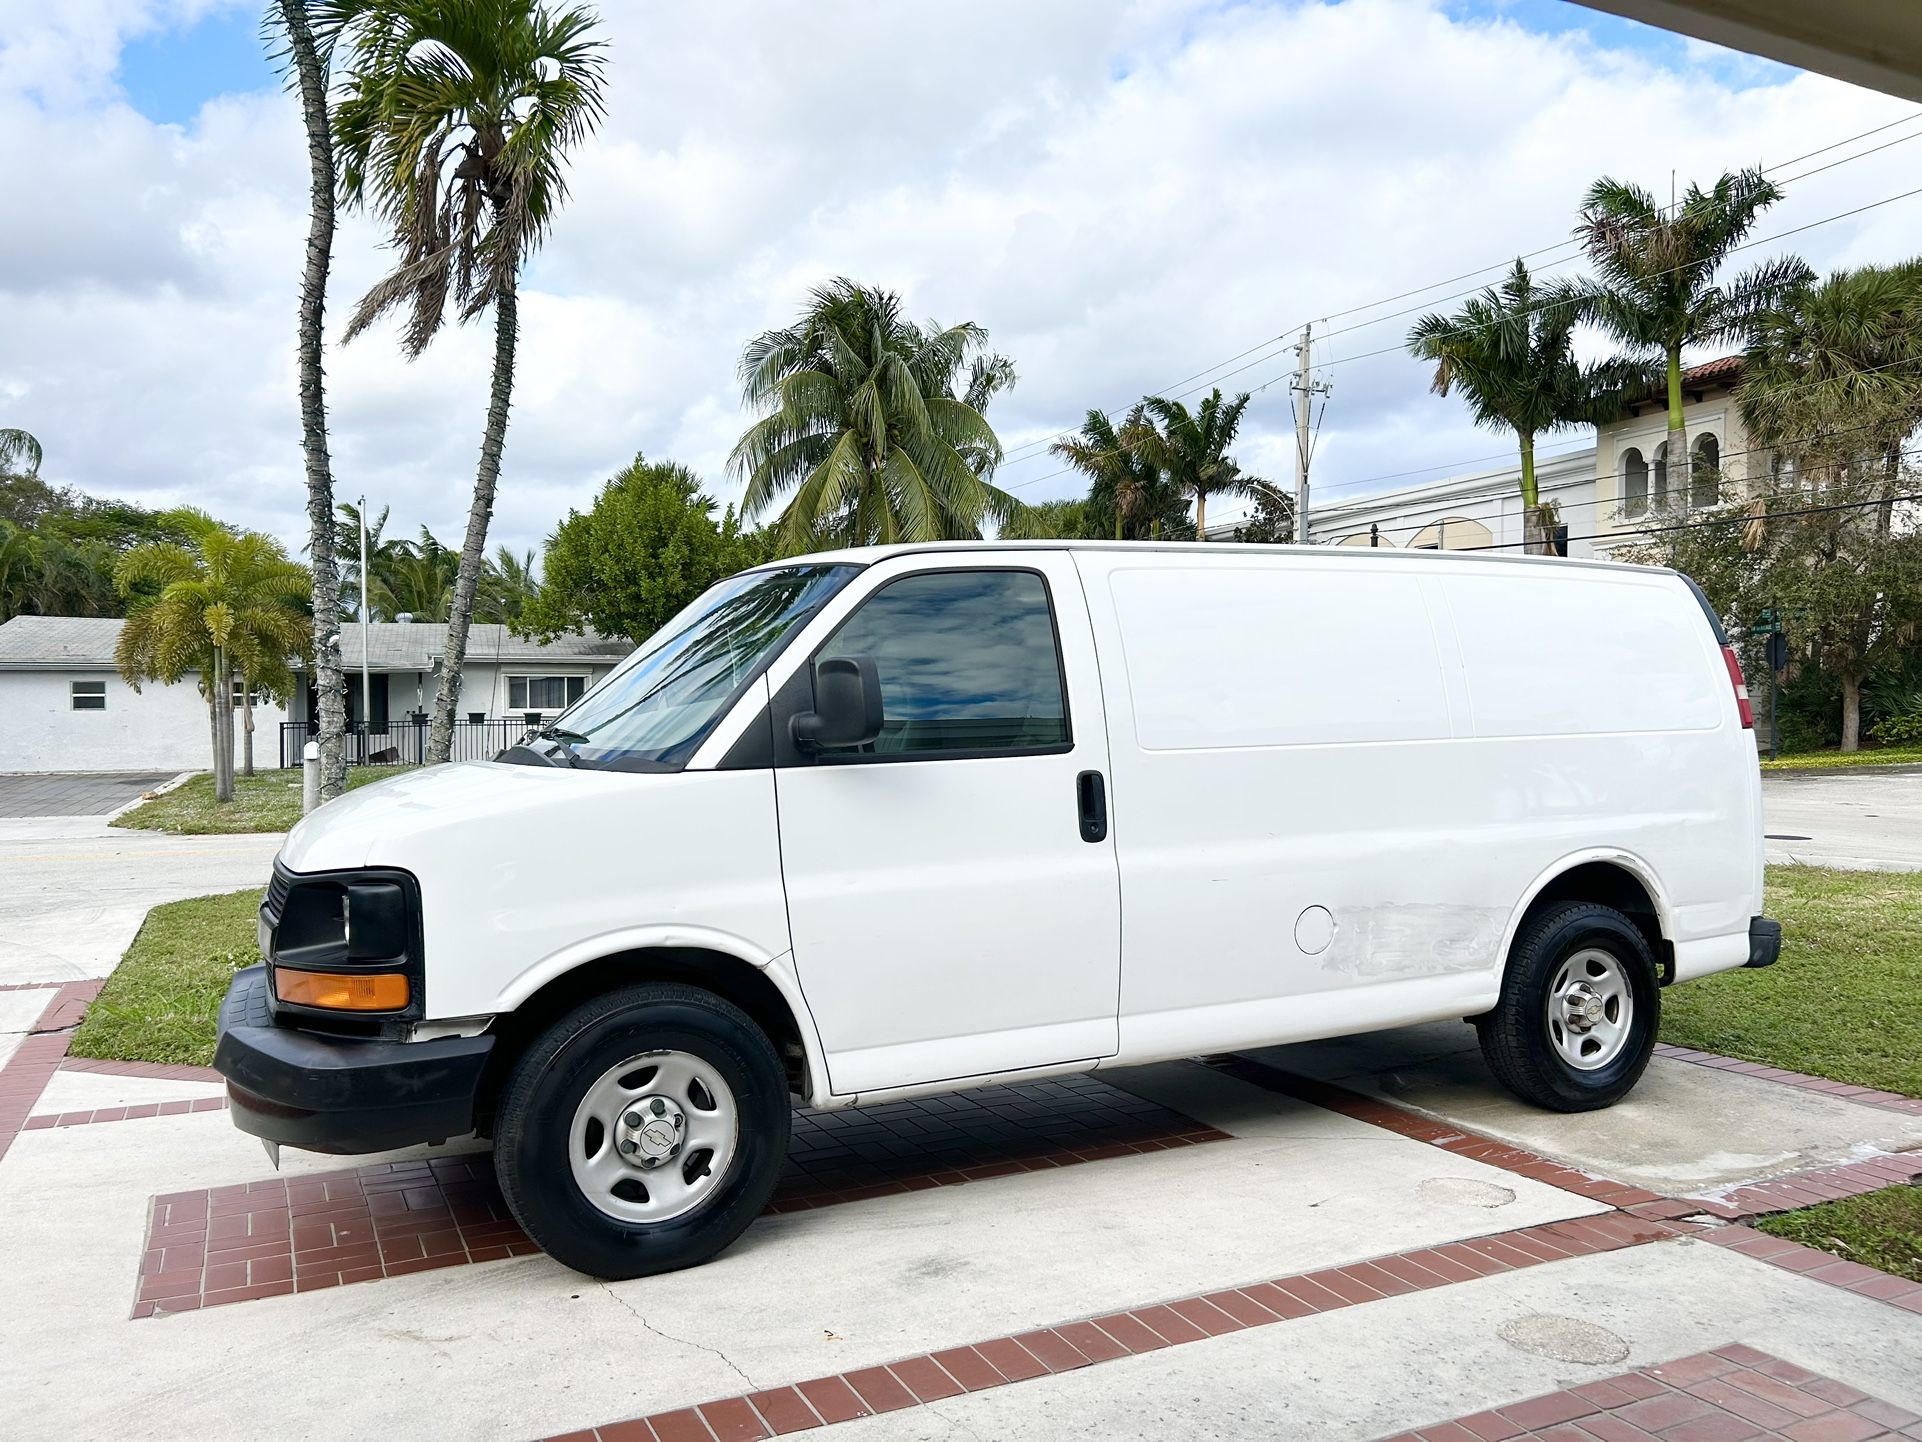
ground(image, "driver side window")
xmin=816 ymin=569 xmax=1069 ymax=757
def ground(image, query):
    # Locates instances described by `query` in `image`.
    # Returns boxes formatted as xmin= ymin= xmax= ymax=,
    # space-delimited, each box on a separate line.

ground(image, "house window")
xmin=508 ymin=674 xmax=587 ymax=713
xmin=231 ymin=677 xmax=263 ymax=708
xmin=1691 ymin=433 xmax=1720 ymax=510
xmin=1620 ymin=448 xmax=1648 ymax=518
xmin=71 ymin=680 xmax=106 ymax=711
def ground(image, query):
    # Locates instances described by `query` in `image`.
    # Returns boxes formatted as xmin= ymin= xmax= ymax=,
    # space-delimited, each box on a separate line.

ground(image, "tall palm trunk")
xmin=1664 ymin=344 xmax=1689 ymax=511
xmin=212 ymin=646 xmax=237 ymax=802
xmin=428 ymin=268 xmax=518 ymax=765
xmin=278 ymin=0 xmax=348 ymax=802
xmin=1194 ymin=490 xmax=1207 ymax=540
xmin=1518 ymin=430 xmax=1548 ymax=554
xmin=241 ymin=677 xmax=256 ymax=778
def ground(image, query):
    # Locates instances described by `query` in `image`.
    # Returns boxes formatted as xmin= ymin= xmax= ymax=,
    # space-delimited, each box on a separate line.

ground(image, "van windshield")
xmin=541 ymin=563 xmax=859 ymax=770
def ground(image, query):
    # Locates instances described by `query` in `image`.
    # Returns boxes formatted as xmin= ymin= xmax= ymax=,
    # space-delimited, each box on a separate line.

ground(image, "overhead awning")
xmin=1569 ymin=1 xmax=1922 ymax=103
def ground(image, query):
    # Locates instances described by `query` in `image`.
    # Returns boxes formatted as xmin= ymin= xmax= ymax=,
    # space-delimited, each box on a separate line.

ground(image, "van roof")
xmin=761 ymin=539 xmax=1665 ymax=578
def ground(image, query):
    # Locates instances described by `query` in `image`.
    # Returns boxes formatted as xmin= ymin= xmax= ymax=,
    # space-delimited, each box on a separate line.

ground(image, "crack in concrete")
xmin=922 ymin=1397 xmax=989 ymax=1441
xmin=598 ymin=1282 xmax=761 ymax=1394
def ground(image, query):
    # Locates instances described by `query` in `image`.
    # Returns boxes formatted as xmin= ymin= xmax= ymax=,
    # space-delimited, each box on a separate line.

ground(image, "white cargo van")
xmin=216 ymin=543 xmax=1778 ymax=1278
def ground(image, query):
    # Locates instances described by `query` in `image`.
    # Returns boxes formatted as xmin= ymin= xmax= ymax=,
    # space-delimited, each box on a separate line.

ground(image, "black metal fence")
xmin=277 ymin=719 xmax=529 ymax=768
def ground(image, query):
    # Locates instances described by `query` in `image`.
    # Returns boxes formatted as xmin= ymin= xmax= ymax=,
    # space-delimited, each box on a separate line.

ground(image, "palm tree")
xmin=1050 ymin=405 xmax=1179 ymax=540
xmin=115 ymin=522 xmax=311 ymax=803
xmin=729 ymin=278 xmax=1026 ymax=552
xmin=1134 ymin=389 xmax=1256 ymax=539
xmin=477 ymin=544 xmax=540 ymax=623
xmin=322 ymin=0 xmax=607 ymax=764
xmin=1577 ymin=169 xmax=1810 ymax=501
xmin=1409 ymin=259 xmax=1638 ymax=553
xmin=0 ymin=429 xmax=42 ymax=477
xmin=270 ymin=0 xmax=351 ymax=803
xmin=1738 ymin=261 xmax=1922 ymax=497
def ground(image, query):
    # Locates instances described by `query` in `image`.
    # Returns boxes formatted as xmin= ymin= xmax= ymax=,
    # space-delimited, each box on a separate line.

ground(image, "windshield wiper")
xmin=534 ymin=725 xmax=589 ymax=768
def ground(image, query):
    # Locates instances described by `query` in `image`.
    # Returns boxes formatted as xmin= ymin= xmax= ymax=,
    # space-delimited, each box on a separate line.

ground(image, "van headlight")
xmin=261 ymin=864 xmax=423 ymax=1018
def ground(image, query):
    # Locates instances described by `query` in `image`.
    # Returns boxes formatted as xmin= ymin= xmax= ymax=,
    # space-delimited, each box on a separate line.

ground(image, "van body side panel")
xmin=310 ymin=763 xmax=795 ymax=1020
xmin=1077 ymin=550 xmax=1761 ymax=1063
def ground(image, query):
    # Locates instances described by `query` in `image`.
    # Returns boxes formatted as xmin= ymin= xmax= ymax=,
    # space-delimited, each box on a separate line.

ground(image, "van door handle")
xmin=1076 ymin=770 xmax=1108 ymax=843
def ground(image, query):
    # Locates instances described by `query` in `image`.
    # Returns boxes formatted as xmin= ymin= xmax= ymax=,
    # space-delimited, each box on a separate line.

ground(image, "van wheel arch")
xmin=1500 ymin=860 xmax=1673 ymax=990
xmin=473 ymin=948 xmax=808 ymax=1136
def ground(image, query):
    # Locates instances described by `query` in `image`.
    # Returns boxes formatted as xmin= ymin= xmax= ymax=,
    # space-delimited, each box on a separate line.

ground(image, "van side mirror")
xmin=791 ymin=654 xmax=884 ymax=753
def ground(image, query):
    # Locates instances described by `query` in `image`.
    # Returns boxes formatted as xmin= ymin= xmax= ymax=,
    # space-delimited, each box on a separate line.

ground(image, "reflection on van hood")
xmin=279 ymin=761 xmax=621 ymax=873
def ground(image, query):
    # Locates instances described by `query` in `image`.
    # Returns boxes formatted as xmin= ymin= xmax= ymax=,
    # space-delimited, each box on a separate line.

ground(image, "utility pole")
xmin=1292 ymin=325 xmax=1330 ymax=545
xmin=358 ymin=496 xmax=372 ymax=754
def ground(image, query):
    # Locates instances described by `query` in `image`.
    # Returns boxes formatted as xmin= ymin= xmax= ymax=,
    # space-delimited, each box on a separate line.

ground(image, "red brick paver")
xmin=132 ymin=1075 xmax=1227 ymax=1316
xmin=1382 ymin=1348 xmax=1921 ymax=1442
xmin=0 ymin=979 xmax=102 ymax=1163
xmin=1652 ymin=1044 xmax=1922 ymax=1116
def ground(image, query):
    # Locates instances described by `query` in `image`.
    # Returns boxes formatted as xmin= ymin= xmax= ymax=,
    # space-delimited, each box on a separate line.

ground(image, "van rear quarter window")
xmin=1108 ymin=565 xmax=1449 ymax=750
xmin=1441 ymin=572 xmax=1720 ymax=736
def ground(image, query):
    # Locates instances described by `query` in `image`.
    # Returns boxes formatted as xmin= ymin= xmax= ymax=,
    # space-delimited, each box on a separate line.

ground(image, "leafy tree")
xmin=1133 ymin=388 xmax=1257 ymax=539
xmin=0 ymin=476 xmax=204 ymax=623
xmin=1577 ymin=169 xmax=1810 ymax=499
xmin=269 ymin=0 xmax=351 ymax=802
xmin=1232 ymin=482 xmax=1296 ymax=543
xmin=115 ymin=521 xmax=312 ymax=800
xmin=517 ymin=454 xmax=760 ymax=645
xmin=1409 ymin=259 xmax=1639 ymax=553
xmin=1049 ymin=405 xmax=1187 ymax=541
xmin=322 ymin=0 xmax=607 ymax=764
xmin=730 ymin=278 xmax=1027 ymax=552
xmin=1625 ymin=477 xmax=1922 ymax=753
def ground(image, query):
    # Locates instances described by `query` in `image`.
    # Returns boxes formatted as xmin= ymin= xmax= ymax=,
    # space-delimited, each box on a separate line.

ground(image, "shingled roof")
xmin=0 ymin=615 xmax=631 ymax=671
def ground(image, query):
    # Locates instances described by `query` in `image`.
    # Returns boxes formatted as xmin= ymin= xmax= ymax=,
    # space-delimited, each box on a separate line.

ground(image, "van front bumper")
xmin=213 ymin=965 xmax=494 ymax=1155
xmin=1745 ymin=916 xmax=1783 ymax=969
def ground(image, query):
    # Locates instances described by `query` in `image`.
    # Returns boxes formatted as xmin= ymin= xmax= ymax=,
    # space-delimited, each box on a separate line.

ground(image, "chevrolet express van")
xmin=215 ymin=543 xmax=1778 ymax=1279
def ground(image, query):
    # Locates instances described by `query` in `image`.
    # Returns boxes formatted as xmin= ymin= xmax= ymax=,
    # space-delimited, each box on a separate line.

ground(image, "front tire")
xmin=1476 ymin=902 xmax=1659 ymax=1112
xmin=494 ymin=983 xmax=789 ymax=1279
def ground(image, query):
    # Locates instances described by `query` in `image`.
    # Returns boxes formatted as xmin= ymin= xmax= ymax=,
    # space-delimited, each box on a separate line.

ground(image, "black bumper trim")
xmin=214 ymin=966 xmax=493 ymax=1155
xmin=1746 ymin=915 xmax=1783 ymax=969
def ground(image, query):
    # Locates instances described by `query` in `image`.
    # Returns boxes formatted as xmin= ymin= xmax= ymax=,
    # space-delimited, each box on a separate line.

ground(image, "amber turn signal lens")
xmin=273 ymin=968 xmax=409 ymax=1011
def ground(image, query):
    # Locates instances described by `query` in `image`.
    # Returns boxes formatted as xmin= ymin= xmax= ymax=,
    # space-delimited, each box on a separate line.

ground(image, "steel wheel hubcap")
xmin=570 ymin=1050 xmax=738 ymax=1224
xmin=1547 ymin=948 xmax=1633 ymax=1071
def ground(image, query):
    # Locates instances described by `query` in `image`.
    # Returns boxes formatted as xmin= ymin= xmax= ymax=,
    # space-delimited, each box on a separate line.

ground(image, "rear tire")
xmin=494 ymin=983 xmax=789 ymax=1279
xmin=1476 ymin=901 xmax=1658 ymax=1112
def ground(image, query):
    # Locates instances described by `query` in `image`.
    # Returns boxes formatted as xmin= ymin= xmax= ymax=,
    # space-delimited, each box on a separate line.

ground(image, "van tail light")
xmin=1721 ymin=645 xmax=1754 ymax=729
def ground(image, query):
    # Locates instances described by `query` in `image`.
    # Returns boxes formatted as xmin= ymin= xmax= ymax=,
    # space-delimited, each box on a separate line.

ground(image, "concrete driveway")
xmin=1763 ymin=763 xmax=1922 ymax=870
xmin=0 ymin=772 xmax=177 ymax=819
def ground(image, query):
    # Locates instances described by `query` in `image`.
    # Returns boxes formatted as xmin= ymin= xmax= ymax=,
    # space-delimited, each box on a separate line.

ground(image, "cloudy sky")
xmin=2 ymin=0 xmax=1918 ymax=559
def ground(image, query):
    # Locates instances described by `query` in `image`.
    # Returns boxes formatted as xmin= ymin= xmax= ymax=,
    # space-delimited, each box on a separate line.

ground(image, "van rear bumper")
xmin=213 ymin=965 xmax=493 ymax=1155
xmin=1745 ymin=916 xmax=1782 ymax=969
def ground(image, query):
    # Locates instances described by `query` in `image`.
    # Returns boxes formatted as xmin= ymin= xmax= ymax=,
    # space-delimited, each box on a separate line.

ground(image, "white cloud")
xmin=1 ymin=0 xmax=1917 ymax=556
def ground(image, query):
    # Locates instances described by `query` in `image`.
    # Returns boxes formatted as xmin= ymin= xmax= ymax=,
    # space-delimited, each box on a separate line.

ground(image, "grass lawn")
xmin=1660 ymin=865 xmax=1922 ymax=1097
xmin=111 ymin=765 xmax=411 ymax=835
xmin=1757 ymin=1185 xmax=1922 ymax=1282
xmin=1760 ymin=746 xmax=1922 ymax=772
xmin=67 ymin=888 xmax=262 ymax=1068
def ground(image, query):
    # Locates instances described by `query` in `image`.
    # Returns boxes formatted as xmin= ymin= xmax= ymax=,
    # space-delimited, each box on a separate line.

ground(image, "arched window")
xmin=1691 ymin=433 xmax=1720 ymax=510
xmin=1652 ymin=441 xmax=1669 ymax=511
xmin=1408 ymin=516 xmax=1493 ymax=551
xmin=1620 ymin=448 xmax=1648 ymax=518
xmin=1335 ymin=531 xmax=1396 ymax=547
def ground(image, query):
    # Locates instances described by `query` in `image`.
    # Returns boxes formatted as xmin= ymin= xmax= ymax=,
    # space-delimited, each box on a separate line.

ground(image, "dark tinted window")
xmin=818 ymin=570 xmax=1068 ymax=756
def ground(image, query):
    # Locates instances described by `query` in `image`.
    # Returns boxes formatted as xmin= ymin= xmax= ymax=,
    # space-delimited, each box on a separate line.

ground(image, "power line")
xmin=990 ymin=110 xmax=1922 ymax=474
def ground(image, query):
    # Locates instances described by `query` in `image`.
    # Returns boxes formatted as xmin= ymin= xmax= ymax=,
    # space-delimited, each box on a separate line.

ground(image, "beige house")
xmin=1240 ymin=356 xmax=1765 ymax=559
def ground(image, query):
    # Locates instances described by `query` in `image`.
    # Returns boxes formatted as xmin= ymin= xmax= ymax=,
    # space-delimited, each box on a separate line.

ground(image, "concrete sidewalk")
xmin=0 ymin=820 xmax=282 ymax=987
